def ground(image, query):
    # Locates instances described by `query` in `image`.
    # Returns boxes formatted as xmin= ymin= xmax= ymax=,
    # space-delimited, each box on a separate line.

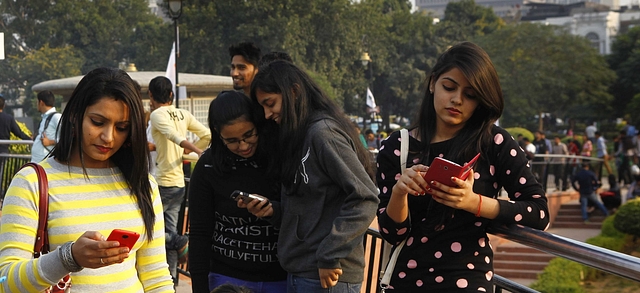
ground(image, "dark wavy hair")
xmin=148 ymin=76 xmax=173 ymax=104
xmin=228 ymin=42 xmax=261 ymax=66
xmin=51 ymin=67 xmax=155 ymax=241
xmin=206 ymin=90 xmax=278 ymax=177
xmin=412 ymin=41 xmax=504 ymax=164
xmin=250 ymin=61 xmax=374 ymax=187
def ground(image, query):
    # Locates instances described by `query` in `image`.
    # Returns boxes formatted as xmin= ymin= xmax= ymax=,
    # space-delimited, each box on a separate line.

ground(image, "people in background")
xmin=0 ymin=94 xmax=32 ymax=197
xmin=353 ymin=121 xmax=367 ymax=148
xmin=572 ymin=161 xmax=609 ymax=223
xmin=230 ymin=42 xmax=261 ymax=96
xmin=364 ymin=128 xmax=379 ymax=150
xmin=148 ymin=75 xmax=211 ymax=284
xmin=31 ymin=90 xmax=61 ymax=163
xmin=532 ymin=130 xmax=549 ymax=181
xmin=597 ymin=174 xmax=621 ymax=213
xmin=595 ymin=131 xmax=613 ymax=180
xmin=551 ymin=136 xmax=569 ymax=191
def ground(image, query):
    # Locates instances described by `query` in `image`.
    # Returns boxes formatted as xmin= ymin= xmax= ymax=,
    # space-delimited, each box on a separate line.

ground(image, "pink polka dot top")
xmin=376 ymin=125 xmax=549 ymax=292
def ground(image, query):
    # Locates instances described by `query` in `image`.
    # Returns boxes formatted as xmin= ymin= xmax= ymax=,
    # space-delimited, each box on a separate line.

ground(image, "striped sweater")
xmin=0 ymin=158 xmax=174 ymax=292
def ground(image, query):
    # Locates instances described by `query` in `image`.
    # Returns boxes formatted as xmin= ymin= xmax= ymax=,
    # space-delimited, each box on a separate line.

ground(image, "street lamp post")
xmin=360 ymin=49 xmax=372 ymax=132
xmin=168 ymin=0 xmax=183 ymax=108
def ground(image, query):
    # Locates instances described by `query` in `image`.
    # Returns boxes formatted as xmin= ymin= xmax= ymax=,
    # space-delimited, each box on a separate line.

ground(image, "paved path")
xmin=176 ymin=275 xmax=192 ymax=293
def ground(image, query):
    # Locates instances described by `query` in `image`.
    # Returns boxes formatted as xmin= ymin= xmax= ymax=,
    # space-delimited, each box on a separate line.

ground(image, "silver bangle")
xmin=58 ymin=241 xmax=83 ymax=272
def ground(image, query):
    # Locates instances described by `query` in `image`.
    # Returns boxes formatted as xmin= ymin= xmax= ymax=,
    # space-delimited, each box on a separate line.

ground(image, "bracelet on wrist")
xmin=475 ymin=194 xmax=483 ymax=217
xmin=59 ymin=241 xmax=83 ymax=272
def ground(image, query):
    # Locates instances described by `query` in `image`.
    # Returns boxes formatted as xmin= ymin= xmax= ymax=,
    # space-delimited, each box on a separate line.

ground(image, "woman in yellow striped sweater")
xmin=0 ymin=67 xmax=174 ymax=292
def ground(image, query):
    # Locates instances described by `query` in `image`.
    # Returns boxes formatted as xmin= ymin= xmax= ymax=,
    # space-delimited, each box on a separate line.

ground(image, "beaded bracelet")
xmin=58 ymin=241 xmax=83 ymax=272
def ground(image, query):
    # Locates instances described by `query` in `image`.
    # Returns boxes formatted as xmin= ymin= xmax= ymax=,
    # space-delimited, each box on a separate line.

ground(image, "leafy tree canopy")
xmin=475 ymin=23 xmax=615 ymax=130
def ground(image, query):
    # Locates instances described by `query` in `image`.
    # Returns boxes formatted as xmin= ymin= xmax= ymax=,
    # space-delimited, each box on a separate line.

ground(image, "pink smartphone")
xmin=106 ymin=229 xmax=140 ymax=250
xmin=423 ymin=153 xmax=480 ymax=190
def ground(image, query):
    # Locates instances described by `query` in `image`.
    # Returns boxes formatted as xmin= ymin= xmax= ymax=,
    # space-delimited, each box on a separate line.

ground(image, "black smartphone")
xmin=230 ymin=190 xmax=266 ymax=203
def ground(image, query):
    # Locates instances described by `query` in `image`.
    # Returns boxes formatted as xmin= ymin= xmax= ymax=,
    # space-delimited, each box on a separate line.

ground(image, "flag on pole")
xmin=366 ymin=87 xmax=377 ymax=108
xmin=165 ymin=42 xmax=176 ymax=96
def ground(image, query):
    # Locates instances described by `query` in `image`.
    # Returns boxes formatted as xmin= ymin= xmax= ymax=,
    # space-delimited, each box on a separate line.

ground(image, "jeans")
xmin=159 ymin=186 xmax=185 ymax=284
xmin=580 ymin=192 xmax=609 ymax=221
xmin=208 ymin=272 xmax=287 ymax=293
xmin=287 ymin=274 xmax=361 ymax=293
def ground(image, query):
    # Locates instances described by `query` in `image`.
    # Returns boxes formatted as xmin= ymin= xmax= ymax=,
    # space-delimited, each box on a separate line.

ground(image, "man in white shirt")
xmin=586 ymin=123 xmax=597 ymax=144
xmin=31 ymin=91 xmax=60 ymax=162
xmin=523 ymin=137 xmax=536 ymax=160
xmin=551 ymin=136 xmax=569 ymax=191
xmin=148 ymin=76 xmax=211 ymax=285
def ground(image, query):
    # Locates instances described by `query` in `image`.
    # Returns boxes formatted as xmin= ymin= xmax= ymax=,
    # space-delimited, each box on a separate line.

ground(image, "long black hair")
xmin=412 ymin=42 xmax=504 ymax=164
xmin=251 ymin=61 xmax=374 ymax=187
xmin=206 ymin=90 xmax=278 ymax=177
xmin=51 ymin=67 xmax=155 ymax=241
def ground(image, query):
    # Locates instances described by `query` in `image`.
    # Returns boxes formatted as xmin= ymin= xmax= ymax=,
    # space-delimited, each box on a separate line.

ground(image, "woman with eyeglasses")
xmin=375 ymin=42 xmax=549 ymax=292
xmin=188 ymin=91 xmax=286 ymax=293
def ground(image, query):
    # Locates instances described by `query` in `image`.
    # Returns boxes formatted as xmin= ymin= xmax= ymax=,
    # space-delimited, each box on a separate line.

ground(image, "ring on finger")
xmin=100 ymin=258 xmax=104 ymax=265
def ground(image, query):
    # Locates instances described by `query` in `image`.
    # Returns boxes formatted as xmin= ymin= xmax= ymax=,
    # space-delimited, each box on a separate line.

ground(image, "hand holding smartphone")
xmin=231 ymin=190 xmax=269 ymax=205
xmin=423 ymin=153 xmax=480 ymax=191
xmin=106 ymin=229 xmax=140 ymax=251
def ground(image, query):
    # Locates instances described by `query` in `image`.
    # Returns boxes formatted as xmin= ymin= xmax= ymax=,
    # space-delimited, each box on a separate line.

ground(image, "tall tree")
xmin=0 ymin=0 xmax=168 ymax=102
xmin=475 ymin=23 xmax=615 ymax=129
xmin=607 ymin=26 xmax=640 ymax=122
xmin=437 ymin=0 xmax=505 ymax=45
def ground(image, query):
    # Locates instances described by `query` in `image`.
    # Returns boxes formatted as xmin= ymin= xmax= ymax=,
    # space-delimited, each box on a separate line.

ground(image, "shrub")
xmin=530 ymin=258 xmax=586 ymax=293
xmin=613 ymin=199 xmax=640 ymax=239
xmin=9 ymin=121 xmax=32 ymax=154
xmin=600 ymin=215 xmax=626 ymax=238
xmin=531 ymin=215 xmax=630 ymax=291
xmin=582 ymin=235 xmax=627 ymax=280
xmin=505 ymin=127 xmax=534 ymax=142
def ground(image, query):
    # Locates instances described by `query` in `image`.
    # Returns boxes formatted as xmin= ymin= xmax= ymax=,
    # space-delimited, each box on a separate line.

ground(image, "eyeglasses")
xmin=220 ymin=128 xmax=258 ymax=149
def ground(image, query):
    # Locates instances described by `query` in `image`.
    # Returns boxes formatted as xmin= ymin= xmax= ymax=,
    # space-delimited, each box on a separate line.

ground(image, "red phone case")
xmin=423 ymin=153 xmax=480 ymax=189
xmin=107 ymin=229 xmax=140 ymax=250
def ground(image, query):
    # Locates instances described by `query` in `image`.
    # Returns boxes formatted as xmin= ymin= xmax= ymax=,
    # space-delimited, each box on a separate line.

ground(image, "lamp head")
xmin=360 ymin=52 xmax=371 ymax=67
xmin=168 ymin=0 xmax=183 ymax=19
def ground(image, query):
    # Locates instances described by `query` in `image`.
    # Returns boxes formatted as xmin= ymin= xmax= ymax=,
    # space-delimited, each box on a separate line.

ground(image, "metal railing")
xmin=0 ymin=140 xmax=34 ymax=201
xmin=528 ymin=154 xmax=605 ymax=191
xmin=361 ymin=224 xmax=640 ymax=293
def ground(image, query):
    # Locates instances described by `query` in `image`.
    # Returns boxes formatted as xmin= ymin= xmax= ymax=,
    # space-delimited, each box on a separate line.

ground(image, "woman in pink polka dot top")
xmin=376 ymin=42 xmax=550 ymax=292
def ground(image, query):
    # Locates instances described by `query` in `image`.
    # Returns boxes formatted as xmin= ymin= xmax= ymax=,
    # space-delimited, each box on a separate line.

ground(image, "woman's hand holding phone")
xmin=71 ymin=231 xmax=133 ymax=269
xmin=426 ymin=168 xmax=480 ymax=212
xmin=234 ymin=191 xmax=273 ymax=218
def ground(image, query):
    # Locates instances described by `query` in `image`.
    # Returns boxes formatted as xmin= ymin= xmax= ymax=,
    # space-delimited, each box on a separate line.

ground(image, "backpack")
xmin=42 ymin=113 xmax=60 ymax=135
xmin=35 ymin=112 xmax=61 ymax=141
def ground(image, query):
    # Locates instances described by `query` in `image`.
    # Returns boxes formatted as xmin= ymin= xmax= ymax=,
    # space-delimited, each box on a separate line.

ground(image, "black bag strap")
xmin=42 ymin=112 xmax=60 ymax=135
xmin=20 ymin=162 xmax=50 ymax=258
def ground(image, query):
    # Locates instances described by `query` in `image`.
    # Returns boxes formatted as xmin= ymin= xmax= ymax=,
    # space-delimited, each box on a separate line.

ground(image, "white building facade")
xmin=528 ymin=10 xmax=620 ymax=54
